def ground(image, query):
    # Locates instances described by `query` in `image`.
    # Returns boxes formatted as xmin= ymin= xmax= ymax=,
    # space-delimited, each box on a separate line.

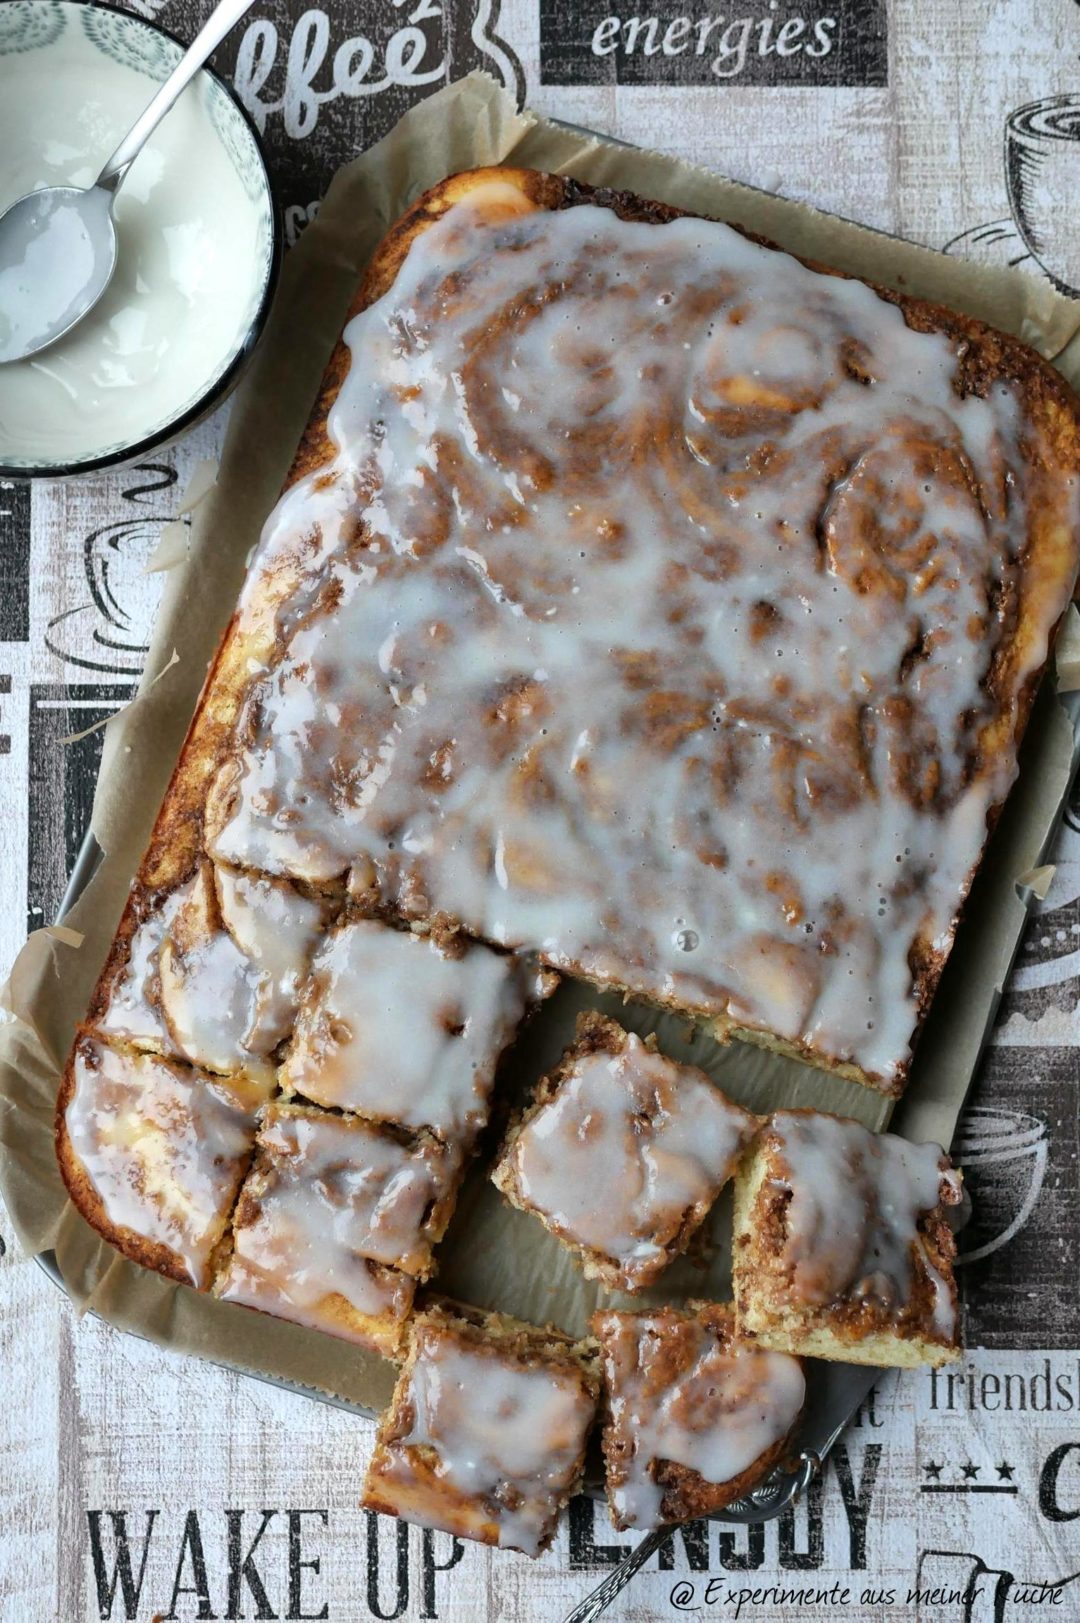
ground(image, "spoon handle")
xmin=96 ymin=0 xmax=254 ymax=193
xmin=560 ymin=1527 xmax=670 ymax=1623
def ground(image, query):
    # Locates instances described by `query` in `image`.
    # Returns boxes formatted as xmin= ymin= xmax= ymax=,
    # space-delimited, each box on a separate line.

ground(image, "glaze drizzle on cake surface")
xmin=279 ymin=920 xmax=541 ymax=1143
xmin=492 ymin=1011 xmax=757 ymax=1289
xmin=732 ymin=1108 xmax=963 ymax=1366
xmin=362 ymin=1301 xmax=599 ymax=1556
xmin=60 ymin=1033 xmax=265 ymax=1288
xmin=202 ymin=174 xmax=1080 ymax=1090
xmin=768 ymin=1111 xmax=960 ymax=1330
xmin=216 ymin=1102 xmax=429 ymax=1353
xmin=54 ymin=168 xmax=1080 ymax=1382
xmin=593 ymin=1303 xmax=806 ymax=1529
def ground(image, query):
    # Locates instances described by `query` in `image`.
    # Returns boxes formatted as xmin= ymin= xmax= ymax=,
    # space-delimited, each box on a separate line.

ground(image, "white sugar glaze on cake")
xmin=218 ymin=1112 xmax=419 ymax=1336
xmin=506 ymin=1032 xmax=755 ymax=1284
xmin=229 ymin=1107 xmax=456 ymax=1278
xmin=220 ymin=1239 xmax=413 ymax=1341
xmin=158 ymin=863 xmax=327 ymax=1073
xmin=214 ymin=865 xmax=329 ymax=1031
xmin=97 ymin=887 xmax=182 ymax=1051
xmin=205 ymin=183 xmax=1079 ymax=1085
xmin=65 ymin=1036 xmax=260 ymax=1286
xmin=279 ymin=919 xmax=536 ymax=1141
xmin=398 ymin=1334 xmax=595 ymax=1555
xmin=767 ymin=1111 xmax=962 ymax=1335
xmin=602 ymin=1312 xmax=806 ymax=1529
xmin=100 ymin=862 xmax=326 ymax=1074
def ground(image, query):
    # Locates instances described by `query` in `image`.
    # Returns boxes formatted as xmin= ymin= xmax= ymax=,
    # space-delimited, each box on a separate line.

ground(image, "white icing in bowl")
xmin=0 ymin=1 xmax=279 ymax=475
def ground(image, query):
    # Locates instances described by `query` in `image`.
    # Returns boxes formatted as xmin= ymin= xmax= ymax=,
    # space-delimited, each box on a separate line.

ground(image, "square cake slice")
xmin=215 ymin=1102 xmax=464 ymax=1357
xmin=280 ymin=919 xmax=545 ymax=1144
xmin=732 ymin=1109 xmax=963 ymax=1368
xmin=492 ymin=1012 xmax=758 ymax=1291
xmin=56 ymin=1032 xmax=266 ymax=1288
xmin=93 ymin=858 xmax=334 ymax=1078
xmin=214 ymin=1107 xmax=422 ymax=1354
xmin=362 ymin=1300 xmax=599 ymax=1556
xmin=591 ymin=1303 xmax=806 ymax=1530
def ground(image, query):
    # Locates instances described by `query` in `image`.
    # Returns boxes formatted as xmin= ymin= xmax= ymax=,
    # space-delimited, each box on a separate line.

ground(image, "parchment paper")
xmin=1 ymin=72 xmax=1078 ymax=1402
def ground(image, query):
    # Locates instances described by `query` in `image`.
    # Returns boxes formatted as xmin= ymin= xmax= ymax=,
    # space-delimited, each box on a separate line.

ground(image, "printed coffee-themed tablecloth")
xmin=1 ymin=1 xmax=1079 ymax=1618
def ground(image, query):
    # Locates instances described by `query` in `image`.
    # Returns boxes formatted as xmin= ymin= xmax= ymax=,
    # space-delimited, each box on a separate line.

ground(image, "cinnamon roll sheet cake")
xmin=56 ymin=168 xmax=1080 ymax=1350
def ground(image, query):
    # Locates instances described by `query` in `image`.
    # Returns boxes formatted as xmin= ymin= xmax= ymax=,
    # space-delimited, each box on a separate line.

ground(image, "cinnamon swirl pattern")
xmin=200 ymin=175 xmax=1080 ymax=1089
xmin=732 ymin=1109 xmax=964 ymax=1367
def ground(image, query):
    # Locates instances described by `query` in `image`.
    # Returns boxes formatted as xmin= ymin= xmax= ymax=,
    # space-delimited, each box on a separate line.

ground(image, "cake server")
xmin=0 ymin=0 xmax=253 ymax=366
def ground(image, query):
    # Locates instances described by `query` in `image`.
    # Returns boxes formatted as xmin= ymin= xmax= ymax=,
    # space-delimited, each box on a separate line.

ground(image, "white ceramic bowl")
xmin=0 ymin=0 xmax=280 ymax=477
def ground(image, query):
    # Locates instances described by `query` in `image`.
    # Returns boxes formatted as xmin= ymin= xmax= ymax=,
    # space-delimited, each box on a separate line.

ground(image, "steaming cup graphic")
xmin=1006 ymin=95 xmax=1080 ymax=295
xmin=952 ymin=1106 xmax=1049 ymax=1266
xmin=44 ymin=516 xmax=162 ymax=676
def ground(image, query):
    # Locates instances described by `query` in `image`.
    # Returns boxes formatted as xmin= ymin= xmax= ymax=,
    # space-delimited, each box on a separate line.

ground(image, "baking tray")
xmin=28 ymin=107 xmax=1080 ymax=1548
xmin=36 ymin=686 xmax=1080 ymax=1547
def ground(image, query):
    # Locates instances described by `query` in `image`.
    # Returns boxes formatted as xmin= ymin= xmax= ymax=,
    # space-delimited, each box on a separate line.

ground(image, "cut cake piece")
xmin=362 ymin=1299 xmax=599 ymax=1556
xmin=94 ymin=857 xmax=333 ymax=1076
xmin=56 ymin=1031 xmax=266 ymax=1288
xmin=280 ymin=918 xmax=546 ymax=1145
xmin=592 ymin=1302 xmax=806 ymax=1530
xmin=491 ymin=1011 xmax=758 ymax=1291
xmin=732 ymin=1109 xmax=963 ymax=1368
xmin=215 ymin=1100 xmax=446 ymax=1356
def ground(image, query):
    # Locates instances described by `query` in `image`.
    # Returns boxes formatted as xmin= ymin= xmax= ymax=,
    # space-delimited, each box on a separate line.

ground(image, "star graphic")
xmin=996 ymin=1462 xmax=1015 ymax=1481
xmin=924 ymin=1461 xmax=944 ymax=1480
xmin=961 ymin=1462 xmax=980 ymax=1480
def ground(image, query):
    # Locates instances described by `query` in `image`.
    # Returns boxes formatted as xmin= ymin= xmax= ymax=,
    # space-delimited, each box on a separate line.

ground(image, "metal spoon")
xmin=0 ymin=0 xmax=253 ymax=365
xmin=560 ymin=1452 xmax=824 ymax=1623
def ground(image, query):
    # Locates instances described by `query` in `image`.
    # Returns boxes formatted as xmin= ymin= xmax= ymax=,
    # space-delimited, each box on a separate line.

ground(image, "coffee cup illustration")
xmin=43 ymin=515 xmax=161 ymax=676
xmin=951 ymin=1105 xmax=1049 ymax=1266
xmin=1006 ymin=95 xmax=1080 ymax=295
